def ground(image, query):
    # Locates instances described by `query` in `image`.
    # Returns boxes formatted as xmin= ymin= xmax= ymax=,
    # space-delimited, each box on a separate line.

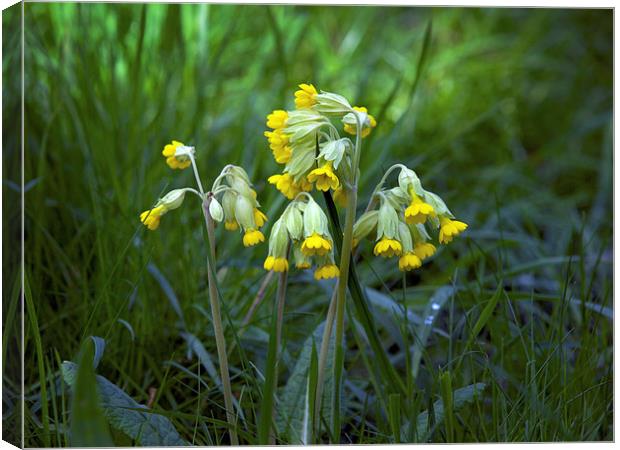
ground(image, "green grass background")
xmin=2 ymin=3 xmax=613 ymax=445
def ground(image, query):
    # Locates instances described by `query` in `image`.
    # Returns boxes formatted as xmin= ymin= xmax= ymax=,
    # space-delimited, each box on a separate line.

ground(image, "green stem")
xmin=330 ymin=114 xmax=363 ymax=441
xmin=258 ymin=263 xmax=289 ymax=444
xmin=188 ymin=153 xmax=239 ymax=445
xmin=313 ymin=288 xmax=337 ymax=441
xmin=202 ymin=198 xmax=239 ymax=446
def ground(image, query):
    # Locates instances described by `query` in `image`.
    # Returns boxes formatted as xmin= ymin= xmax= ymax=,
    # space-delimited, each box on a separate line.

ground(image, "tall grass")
xmin=2 ymin=4 xmax=612 ymax=445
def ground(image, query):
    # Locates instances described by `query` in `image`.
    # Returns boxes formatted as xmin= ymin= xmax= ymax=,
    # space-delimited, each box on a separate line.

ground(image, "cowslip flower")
xmin=414 ymin=242 xmax=436 ymax=260
xmin=301 ymin=232 xmax=332 ymax=256
xmin=295 ymin=83 xmax=318 ymax=109
xmin=398 ymin=252 xmax=422 ymax=271
xmin=264 ymin=129 xmax=292 ymax=164
xmin=264 ymin=256 xmax=289 ymax=272
xmin=242 ymin=229 xmax=265 ymax=246
xmin=314 ymin=263 xmax=340 ymax=280
xmin=139 ymin=189 xmax=189 ymax=231
xmin=268 ymin=173 xmax=312 ymax=199
xmin=373 ymin=198 xmax=402 ymax=257
xmin=397 ymin=222 xmax=421 ymax=271
xmin=439 ymin=217 xmax=468 ymax=244
xmin=140 ymin=205 xmax=167 ymax=230
xmin=162 ymin=140 xmax=193 ymax=169
xmin=301 ymin=198 xmax=333 ymax=256
xmin=374 ymin=238 xmax=402 ymax=258
xmin=266 ymin=110 xmax=288 ymax=130
xmin=343 ymin=106 xmax=377 ymax=138
xmin=404 ymin=190 xmax=435 ymax=224
xmin=263 ymin=218 xmax=289 ymax=272
xmin=307 ymin=162 xmax=340 ymax=191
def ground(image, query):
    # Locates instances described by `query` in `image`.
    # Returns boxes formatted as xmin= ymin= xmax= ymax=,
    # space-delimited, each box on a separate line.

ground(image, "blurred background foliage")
xmin=2 ymin=3 xmax=612 ymax=445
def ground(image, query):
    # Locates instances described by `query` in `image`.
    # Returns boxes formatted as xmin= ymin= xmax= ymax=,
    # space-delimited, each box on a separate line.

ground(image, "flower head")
xmin=268 ymin=173 xmax=301 ymax=200
xmin=414 ymin=242 xmax=436 ymax=260
xmin=254 ymin=208 xmax=268 ymax=228
xmin=162 ymin=140 xmax=193 ymax=169
xmin=264 ymin=256 xmax=289 ymax=272
xmin=243 ymin=229 xmax=265 ymax=247
xmin=301 ymin=232 xmax=332 ymax=256
xmin=439 ymin=217 xmax=468 ymax=244
xmin=373 ymin=238 xmax=402 ymax=258
xmin=264 ymin=129 xmax=292 ymax=164
xmin=314 ymin=264 xmax=340 ymax=280
xmin=398 ymin=252 xmax=422 ymax=271
xmin=140 ymin=205 xmax=167 ymax=230
xmin=307 ymin=162 xmax=340 ymax=191
xmin=404 ymin=191 xmax=435 ymax=224
xmin=343 ymin=106 xmax=377 ymax=138
xmin=295 ymin=83 xmax=318 ymax=109
xmin=139 ymin=189 xmax=189 ymax=231
xmin=266 ymin=110 xmax=288 ymax=130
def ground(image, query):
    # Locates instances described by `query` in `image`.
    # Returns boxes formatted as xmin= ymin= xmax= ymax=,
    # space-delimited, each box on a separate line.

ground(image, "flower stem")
xmin=330 ymin=115 xmax=363 ymax=442
xmin=202 ymin=198 xmax=239 ymax=445
xmin=258 ymin=252 xmax=289 ymax=444
xmin=313 ymin=288 xmax=337 ymax=442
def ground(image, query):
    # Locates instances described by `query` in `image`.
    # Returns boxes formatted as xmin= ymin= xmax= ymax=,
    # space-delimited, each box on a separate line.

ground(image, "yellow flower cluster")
xmin=264 ymin=84 xmax=376 ymax=202
xmin=262 ymin=196 xmax=339 ymax=280
xmin=210 ymin=166 xmax=268 ymax=247
xmin=162 ymin=140 xmax=193 ymax=170
xmin=353 ymin=166 xmax=467 ymax=272
xmin=141 ymin=145 xmax=267 ymax=251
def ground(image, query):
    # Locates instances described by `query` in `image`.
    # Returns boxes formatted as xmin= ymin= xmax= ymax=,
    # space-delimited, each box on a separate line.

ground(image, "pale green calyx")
xmin=398 ymin=222 xmax=414 ymax=253
xmin=342 ymin=109 xmax=370 ymax=128
xmin=303 ymin=197 xmax=329 ymax=237
xmin=268 ymin=218 xmax=289 ymax=258
xmin=319 ymin=138 xmax=351 ymax=169
xmin=208 ymin=198 xmax=224 ymax=222
xmin=398 ymin=167 xmax=424 ymax=195
xmin=234 ymin=194 xmax=255 ymax=230
xmin=376 ymin=198 xmax=399 ymax=240
xmin=285 ymin=145 xmax=316 ymax=180
xmin=158 ymin=188 xmax=188 ymax=210
xmin=282 ymin=203 xmax=304 ymax=240
xmin=353 ymin=210 xmax=378 ymax=242
xmin=314 ymin=91 xmax=353 ymax=115
xmin=222 ymin=190 xmax=237 ymax=222
xmin=284 ymin=109 xmax=329 ymax=143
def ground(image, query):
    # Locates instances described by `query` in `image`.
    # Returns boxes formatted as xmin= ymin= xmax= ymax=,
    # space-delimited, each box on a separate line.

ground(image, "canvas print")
xmin=2 ymin=3 xmax=613 ymax=446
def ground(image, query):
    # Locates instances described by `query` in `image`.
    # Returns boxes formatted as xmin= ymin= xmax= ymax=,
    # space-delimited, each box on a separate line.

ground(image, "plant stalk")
xmin=330 ymin=115 xmax=363 ymax=441
xmin=258 ymin=260 xmax=289 ymax=444
xmin=202 ymin=198 xmax=239 ymax=446
xmin=313 ymin=288 xmax=337 ymax=441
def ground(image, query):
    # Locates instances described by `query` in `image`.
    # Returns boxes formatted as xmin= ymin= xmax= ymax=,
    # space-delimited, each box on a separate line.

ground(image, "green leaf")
xmin=439 ymin=371 xmax=455 ymax=442
xmin=468 ymin=285 xmax=503 ymax=347
xmin=62 ymin=361 xmax=188 ymax=446
xmin=68 ymin=341 xmax=114 ymax=447
xmin=276 ymin=321 xmax=335 ymax=444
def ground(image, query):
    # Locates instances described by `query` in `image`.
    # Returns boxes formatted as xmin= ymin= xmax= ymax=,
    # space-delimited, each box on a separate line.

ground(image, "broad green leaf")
xmin=62 ymin=361 xmax=187 ymax=446
xmin=69 ymin=342 xmax=114 ymax=447
xmin=275 ymin=321 xmax=336 ymax=444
